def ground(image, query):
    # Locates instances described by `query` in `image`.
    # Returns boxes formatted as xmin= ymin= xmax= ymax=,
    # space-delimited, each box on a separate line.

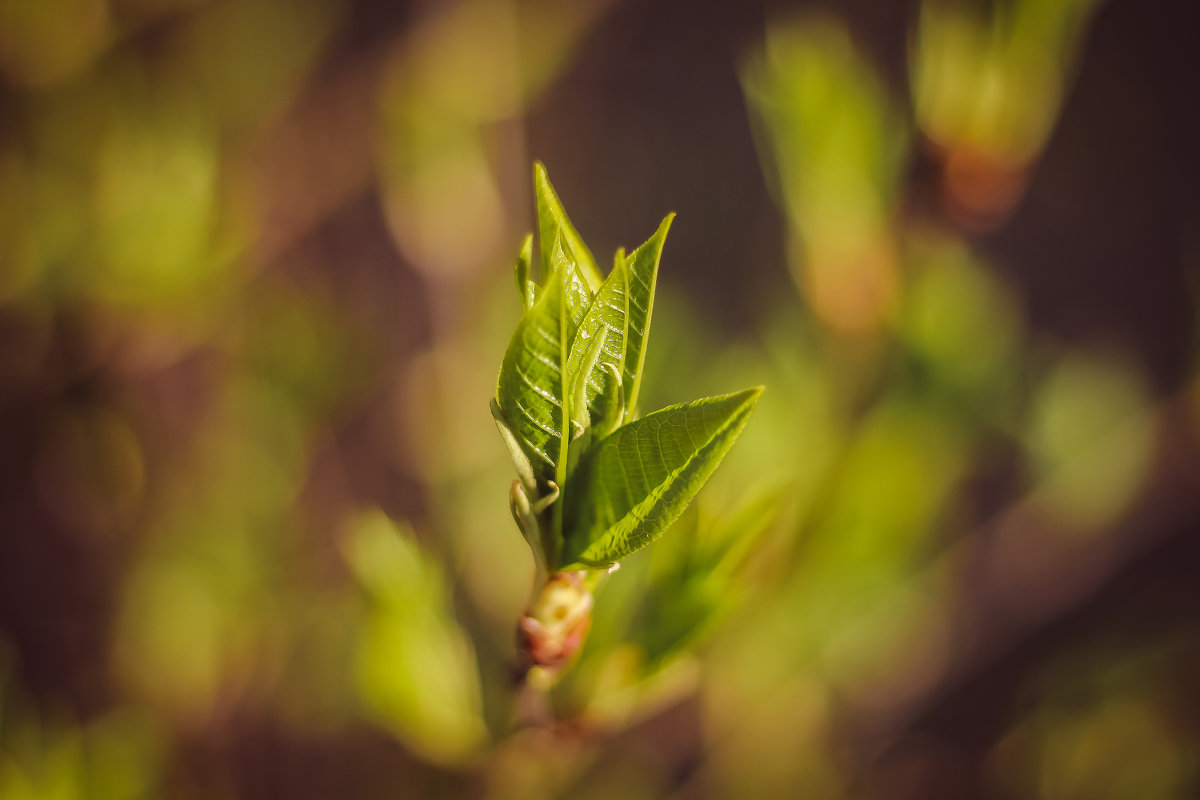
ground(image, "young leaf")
xmin=569 ymin=322 xmax=610 ymax=431
xmin=564 ymin=249 xmax=629 ymax=429
xmin=561 ymin=387 xmax=762 ymax=568
xmin=620 ymin=213 xmax=674 ymax=418
xmin=593 ymin=362 xmax=624 ymax=437
xmin=496 ymin=238 xmax=592 ymax=489
xmin=563 ymin=211 xmax=673 ymax=429
xmin=534 ymin=162 xmax=605 ymax=293
xmin=491 ymin=398 xmax=536 ymax=490
xmin=513 ymin=233 xmax=535 ymax=311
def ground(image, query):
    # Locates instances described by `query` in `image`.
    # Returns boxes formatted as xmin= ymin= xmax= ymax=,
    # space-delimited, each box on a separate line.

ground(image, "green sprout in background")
xmin=492 ymin=164 xmax=760 ymax=683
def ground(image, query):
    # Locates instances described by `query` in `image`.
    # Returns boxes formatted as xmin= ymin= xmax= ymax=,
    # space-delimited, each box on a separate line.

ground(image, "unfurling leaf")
xmin=495 ymin=237 xmax=591 ymax=491
xmin=564 ymin=212 xmax=673 ymax=429
xmin=535 ymin=161 xmax=605 ymax=292
xmin=561 ymin=387 xmax=762 ymax=568
xmin=565 ymin=250 xmax=627 ymax=429
xmin=497 ymin=164 xmax=761 ymax=683
xmin=569 ymin=322 xmax=610 ymax=432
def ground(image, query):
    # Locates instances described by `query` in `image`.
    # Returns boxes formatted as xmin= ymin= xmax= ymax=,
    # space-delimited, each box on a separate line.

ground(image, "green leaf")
xmin=563 ymin=213 xmax=674 ymax=428
xmin=512 ymin=233 xmax=535 ymax=311
xmin=534 ymin=162 xmax=604 ymax=293
xmin=564 ymin=249 xmax=628 ymax=430
xmin=344 ymin=512 xmax=486 ymax=764
xmin=621 ymin=213 xmax=673 ymax=417
xmin=592 ymin=362 xmax=625 ymax=437
xmin=496 ymin=238 xmax=592 ymax=489
xmin=491 ymin=398 xmax=536 ymax=490
xmin=561 ymin=387 xmax=762 ymax=568
xmin=569 ymin=321 xmax=610 ymax=431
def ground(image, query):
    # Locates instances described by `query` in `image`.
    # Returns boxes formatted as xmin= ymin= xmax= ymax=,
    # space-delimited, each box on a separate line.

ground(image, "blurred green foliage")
xmin=0 ymin=0 xmax=1195 ymax=798
xmin=345 ymin=512 xmax=487 ymax=764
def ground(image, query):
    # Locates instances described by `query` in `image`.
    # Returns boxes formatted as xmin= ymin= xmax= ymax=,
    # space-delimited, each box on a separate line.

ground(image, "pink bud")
xmin=518 ymin=571 xmax=593 ymax=668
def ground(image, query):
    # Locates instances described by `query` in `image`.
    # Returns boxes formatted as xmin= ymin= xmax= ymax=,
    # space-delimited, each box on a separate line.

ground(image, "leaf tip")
xmin=533 ymin=160 xmax=553 ymax=193
xmin=733 ymin=385 xmax=765 ymax=413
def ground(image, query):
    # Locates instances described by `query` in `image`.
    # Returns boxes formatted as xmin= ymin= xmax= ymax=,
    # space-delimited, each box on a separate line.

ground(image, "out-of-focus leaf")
xmin=900 ymin=234 xmax=1020 ymax=401
xmin=1029 ymin=352 xmax=1153 ymax=529
xmin=0 ymin=702 xmax=163 ymax=800
xmin=345 ymin=512 xmax=486 ymax=766
xmin=628 ymin=490 xmax=784 ymax=669
xmin=562 ymin=388 xmax=761 ymax=568
xmin=496 ymin=238 xmax=591 ymax=488
xmin=534 ymin=161 xmax=603 ymax=291
xmin=910 ymin=0 xmax=1101 ymax=165
xmin=741 ymin=18 xmax=905 ymax=333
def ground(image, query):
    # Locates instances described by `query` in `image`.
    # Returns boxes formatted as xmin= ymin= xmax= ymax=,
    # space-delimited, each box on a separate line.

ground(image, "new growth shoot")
xmin=492 ymin=164 xmax=760 ymax=682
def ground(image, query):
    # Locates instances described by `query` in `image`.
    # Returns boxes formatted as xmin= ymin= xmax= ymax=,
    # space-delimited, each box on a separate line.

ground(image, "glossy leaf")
xmin=620 ymin=214 xmax=673 ymax=417
xmin=534 ymin=162 xmax=604 ymax=292
xmin=563 ymin=213 xmax=673 ymax=429
xmin=562 ymin=387 xmax=762 ymax=568
xmin=569 ymin=321 xmax=610 ymax=430
xmin=565 ymin=249 xmax=628 ymax=429
xmin=496 ymin=238 xmax=592 ymax=488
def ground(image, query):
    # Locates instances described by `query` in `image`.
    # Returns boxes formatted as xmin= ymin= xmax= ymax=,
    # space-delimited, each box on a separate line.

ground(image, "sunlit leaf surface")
xmin=563 ymin=387 xmax=761 ymax=568
xmin=565 ymin=250 xmax=628 ymax=428
xmin=619 ymin=215 xmax=672 ymax=417
xmin=534 ymin=161 xmax=604 ymax=291
xmin=496 ymin=240 xmax=591 ymax=487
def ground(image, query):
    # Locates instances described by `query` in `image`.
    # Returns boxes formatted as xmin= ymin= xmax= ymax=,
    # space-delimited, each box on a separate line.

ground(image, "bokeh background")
xmin=1 ymin=0 xmax=1198 ymax=797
